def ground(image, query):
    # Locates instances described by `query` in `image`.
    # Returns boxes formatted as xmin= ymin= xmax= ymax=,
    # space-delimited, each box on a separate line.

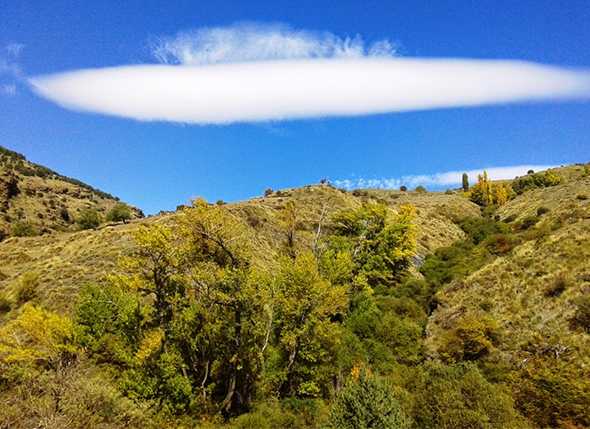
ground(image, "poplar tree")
xmin=462 ymin=173 xmax=469 ymax=192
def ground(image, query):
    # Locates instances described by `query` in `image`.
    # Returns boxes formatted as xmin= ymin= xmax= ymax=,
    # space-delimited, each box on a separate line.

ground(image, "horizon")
xmin=2 ymin=1 xmax=590 ymax=214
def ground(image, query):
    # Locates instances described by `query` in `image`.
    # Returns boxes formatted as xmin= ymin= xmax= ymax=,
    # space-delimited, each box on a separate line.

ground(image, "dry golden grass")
xmin=0 ymin=184 xmax=476 ymax=314
xmin=0 ymin=148 xmax=142 ymax=238
xmin=427 ymin=167 xmax=590 ymax=369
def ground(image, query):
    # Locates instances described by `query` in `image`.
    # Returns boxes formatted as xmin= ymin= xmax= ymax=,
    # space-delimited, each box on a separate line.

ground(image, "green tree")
xmin=77 ymin=208 xmax=101 ymax=230
xmin=409 ymin=362 xmax=528 ymax=429
xmin=114 ymin=199 xmax=273 ymax=414
xmin=328 ymin=371 xmax=410 ymax=429
xmin=106 ymin=203 xmax=132 ymax=223
xmin=329 ymin=203 xmax=416 ymax=288
xmin=274 ymin=252 xmax=348 ymax=397
xmin=462 ymin=172 xmax=469 ymax=192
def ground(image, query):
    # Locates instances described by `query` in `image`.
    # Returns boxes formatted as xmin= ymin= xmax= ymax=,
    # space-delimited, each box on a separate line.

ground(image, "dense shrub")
xmin=15 ymin=272 xmax=40 ymax=305
xmin=420 ymin=240 xmax=492 ymax=288
xmin=106 ymin=203 xmax=132 ymax=222
xmin=11 ymin=221 xmax=37 ymax=237
xmin=229 ymin=399 xmax=328 ymax=429
xmin=438 ymin=314 xmax=500 ymax=362
xmin=328 ymin=371 xmax=410 ymax=429
xmin=414 ymin=186 xmax=426 ymax=193
xmin=543 ymin=273 xmax=571 ymax=298
xmin=571 ymin=295 xmax=590 ymax=332
xmin=512 ymin=358 xmax=590 ymax=428
xmin=512 ymin=170 xmax=561 ymax=194
xmin=517 ymin=215 xmax=538 ymax=231
xmin=76 ymin=283 xmax=143 ymax=363
xmin=407 ymin=363 xmax=528 ymax=429
xmin=0 ymin=293 xmax=11 ymax=313
xmin=77 ymin=208 xmax=101 ymax=230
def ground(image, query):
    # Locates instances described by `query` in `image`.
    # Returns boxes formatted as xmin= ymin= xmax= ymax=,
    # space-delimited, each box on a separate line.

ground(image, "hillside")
xmin=0 ymin=159 xmax=589 ymax=429
xmin=424 ymin=163 xmax=590 ymax=427
xmin=0 ymin=145 xmax=143 ymax=240
xmin=0 ymin=184 xmax=477 ymax=313
xmin=427 ymin=164 xmax=590 ymax=354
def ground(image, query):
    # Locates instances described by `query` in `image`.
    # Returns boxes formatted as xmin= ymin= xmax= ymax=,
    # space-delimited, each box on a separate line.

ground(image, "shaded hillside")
xmin=0 ymin=145 xmax=143 ymax=240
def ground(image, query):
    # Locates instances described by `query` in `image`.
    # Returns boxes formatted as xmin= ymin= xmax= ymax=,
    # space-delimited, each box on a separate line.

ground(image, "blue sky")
xmin=1 ymin=1 xmax=590 ymax=214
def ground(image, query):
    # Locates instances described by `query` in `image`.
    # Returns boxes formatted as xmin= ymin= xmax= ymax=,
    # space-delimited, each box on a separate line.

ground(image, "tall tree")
xmin=462 ymin=172 xmax=469 ymax=192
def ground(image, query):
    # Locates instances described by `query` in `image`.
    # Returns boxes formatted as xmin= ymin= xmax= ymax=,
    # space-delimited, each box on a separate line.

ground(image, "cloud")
xmin=0 ymin=83 xmax=16 ymax=95
xmin=151 ymin=23 xmax=396 ymax=65
xmin=28 ymin=24 xmax=590 ymax=124
xmin=334 ymin=165 xmax=556 ymax=190
xmin=30 ymin=58 xmax=590 ymax=124
xmin=1 ymin=43 xmax=24 ymax=96
xmin=5 ymin=42 xmax=24 ymax=57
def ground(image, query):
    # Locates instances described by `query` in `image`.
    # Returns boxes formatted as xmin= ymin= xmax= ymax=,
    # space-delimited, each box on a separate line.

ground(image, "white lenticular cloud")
xmin=30 ymin=58 xmax=590 ymax=124
xmin=334 ymin=165 xmax=556 ymax=190
xmin=28 ymin=24 xmax=590 ymax=124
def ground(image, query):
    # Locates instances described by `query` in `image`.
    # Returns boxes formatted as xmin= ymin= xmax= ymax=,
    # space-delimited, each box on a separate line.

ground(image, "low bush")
xmin=15 ymin=272 xmax=40 ymax=305
xmin=0 ymin=293 xmax=11 ymax=313
xmin=511 ymin=358 xmax=590 ymax=428
xmin=543 ymin=273 xmax=571 ymax=298
xmin=517 ymin=215 xmax=538 ymax=231
xmin=483 ymin=233 xmax=519 ymax=255
xmin=106 ymin=203 xmax=132 ymax=223
xmin=328 ymin=371 xmax=410 ymax=429
xmin=11 ymin=221 xmax=37 ymax=237
xmin=571 ymin=295 xmax=590 ymax=333
xmin=407 ymin=362 xmax=528 ymax=429
xmin=77 ymin=209 xmax=101 ymax=230
xmin=536 ymin=206 xmax=550 ymax=216
xmin=438 ymin=314 xmax=500 ymax=362
xmin=503 ymin=214 xmax=517 ymax=223
xmin=512 ymin=170 xmax=562 ymax=194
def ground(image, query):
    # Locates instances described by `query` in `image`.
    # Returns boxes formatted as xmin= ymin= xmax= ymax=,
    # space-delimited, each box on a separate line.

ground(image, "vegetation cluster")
xmin=1 ymin=162 xmax=589 ymax=428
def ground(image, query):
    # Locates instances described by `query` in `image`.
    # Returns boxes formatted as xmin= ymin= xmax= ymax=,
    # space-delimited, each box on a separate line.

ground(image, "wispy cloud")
xmin=1 ymin=42 xmax=24 ymax=96
xmin=0 ymin=83 xmax=17 ymax=96
xmin=28 ymin=24 xmax=590 ymax=124
xmin=151 ymin=23 xmax=397 ymax=65
xmin=334 ymin=165 xmax=556 ymax=190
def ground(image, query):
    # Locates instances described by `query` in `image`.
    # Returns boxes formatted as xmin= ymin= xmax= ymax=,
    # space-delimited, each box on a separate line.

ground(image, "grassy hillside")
xmin=428 ymin=164 xmax=590 ymax=353
xmin=0 ymin=145 xmax=143 ymax=240
xmin=1 ymin=159 xmax=589 ymax=428
xmin=0 ymin=184 xmax=477 ymax=314
xmin=425 ymin=163 xmax=590 ymax=427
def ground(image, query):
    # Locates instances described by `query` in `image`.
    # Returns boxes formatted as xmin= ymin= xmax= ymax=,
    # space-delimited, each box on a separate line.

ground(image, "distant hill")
xmin=0 ymin=145 xmax=143 ymax=240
